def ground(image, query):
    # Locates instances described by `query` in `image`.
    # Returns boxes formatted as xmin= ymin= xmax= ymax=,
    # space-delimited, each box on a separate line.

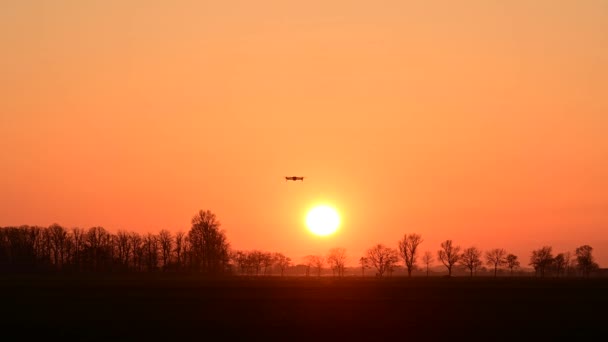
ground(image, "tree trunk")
xmin=494 ymin=265 xmax=498 ymax=277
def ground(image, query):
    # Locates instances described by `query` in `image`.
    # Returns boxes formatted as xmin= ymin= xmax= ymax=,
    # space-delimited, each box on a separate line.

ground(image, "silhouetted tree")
xmin=142 ymin=233 xmax=159 ymax=271
xmin=274 ymin=253 xmax=291 ymax=276
xmin=563 ymin=251 xmax=573 ymax=277
xmin=485 ymin=248 xmax=507 ymax=277
xmin=129 ymin=232 xmax=144 ymax=271
xmin=231 ymin=250 xmax=248 ymax=275
xmin=71 ymin=227 xmax=86 ymax=271
xmin=174 ymin=231 xmax=185 ymax=270
xmin=188 ymin=210 xmax=230 ymax=274
xmin=553 ymin=253 xmax=567 ymax=277
xmin=85 ymin=227 xmax=112 ymax=272
xmin=48 ymin=224 xmax=69 ymax=268
xmin=327 ymin=248 xmax=347 ymax=277
xmin=506 ymin=254 xmax=520 ymax=276
xmin=359 ymin=257 xmax=370 ymax=276
xmin=311 ymin=255 xmax=324 ymax=277
xmin=575 ymin=245 xmax=599 ymax=278
xmin=366 ymin=244 xmax=398 ymax=277
xmin=530 ymin=246 xmax=554 ymax=277
xmin=261 ymin=252 xmax=274 ymax=275
xmin=303 ymin=255 xmax=316 ymax=277
xmin=422 ymin=251 xmax=434 ymax=277
xmin=115 ymin=230 xmax=132 ymax=270
xmin=249 ymin=250 xmax=266 ymax=275
xmin=460 ymin=247 xmax=482 ymax=277
xmin=438 ymin=240 xmax=461 ymax=277
xmin=398 ymin=233 xmax=423 ymax=277
xmin=158 ymin=230 xmax=173 ymax=271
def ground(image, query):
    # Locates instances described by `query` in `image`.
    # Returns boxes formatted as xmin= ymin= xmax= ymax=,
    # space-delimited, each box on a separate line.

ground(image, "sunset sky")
xmin=1 ymin=1 xmax=607 ymax=267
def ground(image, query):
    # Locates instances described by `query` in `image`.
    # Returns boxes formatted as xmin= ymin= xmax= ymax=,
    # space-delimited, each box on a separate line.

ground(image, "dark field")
xmin=2 ymin=274 xmax=607 ymax=341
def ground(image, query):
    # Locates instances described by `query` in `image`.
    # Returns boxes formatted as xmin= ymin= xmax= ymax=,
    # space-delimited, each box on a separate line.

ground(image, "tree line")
xmin=0 ymin=210 xmax=230 ymax=274
xmin=0 ymin=210 xmax=601 ymax=277
xmin=358 ymin=234 xmax=600 ymax=278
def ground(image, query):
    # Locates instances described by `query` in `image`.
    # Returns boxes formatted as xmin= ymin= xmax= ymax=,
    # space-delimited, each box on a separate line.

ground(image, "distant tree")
xmin=115 ymin=230 xmax=132 ymax=270
xmin=327 ymin=248 xmax=347 ymax=277
xmin=303 ymin=255 xmax=316 ymax=276
xmin=398 ymin=233 xmax=423 ymax=277
xmin=311 ymin=255 xmax=324 ymax=277
xmin=142 ymin=233 xmax=159 ymax=271
xmin=129 ymin=232 xmax=144 ymax=271
xmin=85 ymin=227 xmax=112 ymax=272
xmin=158 ymin=230 xmax=173 ymax=271
xmin=506 ymin=254 xmax=520 ymax=276
xmin=244 ymin=250 xmax=265 ymax=275
xmin=563 ymin=251 xmax=573 ymax=277
xmin=188 ymin=210 xmax=230 ymax=274
xmin=529 ymin=246 xmax=554 ymax=277
xmin=261 ymin=252 xmax=274 ymax=275
xmin=460 ymin=247 xmax=482 ymax=277
xmin=366 ymin=244 xmax=399 ymax=277
xmin=359 ymin=257 xmax=370 ymax=277
xmin=553 ymin=253 xmax=567 ymax=277
xmin=437 ymin=240 xmax=461 ymax=277
xmin=575 ymin=245 xmax=599 ymax=278
xmin=174 ymin=231 xmax=185 ymax=270
xmin=485 ymin=248 xmax=507 ymax=277
xmin=274 ymin=253 xmax=291 ymax=276
xmin=71 ymin=228 xmax=86 ymax=271
xmin=48 ymin=223 xmax=69 ymax=268
xmin=231 ymin=250 xmax=248 ymax=275
xmin=422 ymin=251 xmax=434 ymax=277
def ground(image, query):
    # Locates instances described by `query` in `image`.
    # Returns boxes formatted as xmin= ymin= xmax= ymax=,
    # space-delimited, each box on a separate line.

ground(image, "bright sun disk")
xmin=306 ymin=205 xmax=340 ymax=236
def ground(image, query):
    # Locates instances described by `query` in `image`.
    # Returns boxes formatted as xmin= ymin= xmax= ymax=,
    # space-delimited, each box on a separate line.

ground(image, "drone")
xmin=285 ymin=176 xmax=305 ymax=182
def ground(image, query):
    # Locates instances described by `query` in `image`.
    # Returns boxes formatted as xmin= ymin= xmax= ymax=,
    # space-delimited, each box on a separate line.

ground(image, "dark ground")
xmin=1 ymin=274 xmax=606 ymax=341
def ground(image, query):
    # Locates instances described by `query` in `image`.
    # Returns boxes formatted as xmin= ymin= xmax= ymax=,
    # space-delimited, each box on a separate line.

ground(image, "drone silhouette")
xmin=285 ymin=176 xmax=305 ymax=182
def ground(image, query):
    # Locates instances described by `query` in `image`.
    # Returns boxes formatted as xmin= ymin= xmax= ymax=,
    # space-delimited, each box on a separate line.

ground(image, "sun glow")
xmin=306 ymin=205 xmax=340 ymax=236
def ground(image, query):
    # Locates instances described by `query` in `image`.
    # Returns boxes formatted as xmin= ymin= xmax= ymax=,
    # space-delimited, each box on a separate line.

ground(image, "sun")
xmin=306 ymin=205 xmax=341 ymax=236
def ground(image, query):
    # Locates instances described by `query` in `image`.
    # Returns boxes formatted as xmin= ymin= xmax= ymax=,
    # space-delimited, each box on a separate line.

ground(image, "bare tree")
xmin=231 ymin=250 xmax=249 ymax=275
xmin=261 ymin=252 xmax=274 ymax=275
xmin=274 ymin=253 xmax=291 ymax=276
xmin=247 ymin=250 xmax=265 ymax=276
xmin=460 ymin=247 xmax=482 ymax=277
xmin=359 ymin=257 xmax=370 ymax=277
xmin=142 ymin=233 xmax=159 ymax=271
xmin=115 ymin=230 xmax=131 ymax=270
xmin=174 ymin=231 xmax=185 ymax=270
xmin=71 ymin=227 xmax=86 ymax=271
xmin=366 ymin=244 xmax=399 ymax=277
xmin=48 ymin=224 xmax=69 ymax=268
xmin=575 ymin=245 xmax=599 ymax=278
xmin=188 ymin=210 xmax=230 ymax=274
xmin=327 ymin=248 xmax=347 ymax=277
xmin=422 ymin=251 xmax=434 ymax=277
xmin=506 ymin=254 xmax=520 ymax=276
xmin=398 ymin=233 xmax=423 ymax=277
xmin=530 ymin=246 xmax=554 ymax=277
xmin=553 ymin=253 xmax=566 ymax=277
xmin=563 ymin=251 xmax=573 ymax=277
xmin=310 ymin=255 xmax=324 ymax=277
xmin=158 ymin=230 xmax=173 ymax=271
xmin=485 ymin=248 xmax=507 ymax=277
xmin=438 ymin=240 xmax=461 ymax=277
xmin=303 ymin=255 xmax=316 ymax=277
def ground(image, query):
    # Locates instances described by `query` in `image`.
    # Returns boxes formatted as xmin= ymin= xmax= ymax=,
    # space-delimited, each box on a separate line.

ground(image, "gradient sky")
xmin=1 ymin=1 xmax=607 ymax=267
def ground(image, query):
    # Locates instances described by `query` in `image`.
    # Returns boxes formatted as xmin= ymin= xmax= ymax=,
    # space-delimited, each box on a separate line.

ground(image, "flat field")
xmin=1 ymin=274 xmax=606 ymax=341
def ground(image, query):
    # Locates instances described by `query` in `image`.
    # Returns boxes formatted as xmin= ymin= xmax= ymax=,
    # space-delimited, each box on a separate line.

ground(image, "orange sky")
xmin=1 ymin=1 xmax=607 ymax=267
